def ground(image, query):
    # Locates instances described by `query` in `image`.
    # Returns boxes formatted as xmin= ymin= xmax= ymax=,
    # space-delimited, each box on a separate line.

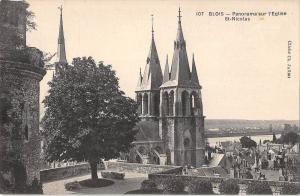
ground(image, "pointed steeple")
xmin=191 ymin=53 xmax=200 ymax=86
xmin=164 ymin=7 xmax=190 ymax=87
xmin=136 ymin=15 xmax=163 ymax=91
xmin=163 ymin=55 xmax=170 ymax=83
xmin=176 ymin=7 xmax=184 ymax=42
xmin=57 ymin=6 xmax=67 ymax=65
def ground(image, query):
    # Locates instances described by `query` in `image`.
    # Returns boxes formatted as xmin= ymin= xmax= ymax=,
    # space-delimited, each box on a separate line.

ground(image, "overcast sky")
xmin=26 ymin=0 xmax=299 ymax=120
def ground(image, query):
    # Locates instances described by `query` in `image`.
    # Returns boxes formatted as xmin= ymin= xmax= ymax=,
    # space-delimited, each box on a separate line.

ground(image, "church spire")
xmin=136 ymin=15 xmax=163 ymax=91
xmin=57 ymin=5 xmax=67 ymax=65
xmin=176 ymin=7 xmax=184 ymax=42
xmin=162 ymin=7 xmax=190 ymax=87
xmin=191 ymin=53 xmax=200 ymax=86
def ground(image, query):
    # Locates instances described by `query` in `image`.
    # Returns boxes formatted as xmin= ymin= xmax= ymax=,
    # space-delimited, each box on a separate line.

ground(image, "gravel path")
xmin=43 ymin=171 xmax=147 ymax=194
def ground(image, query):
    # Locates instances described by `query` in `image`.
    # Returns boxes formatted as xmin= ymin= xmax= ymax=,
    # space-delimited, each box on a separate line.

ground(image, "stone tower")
xmin=135 ymin=15 xmax=163 ymax=119
xmin=133 ymin=9 xmax=205 ymax=167
xmin=0 ymin=0 xmax=46 ymax=188
xmin=159 ymin=8 xmax=205 ymax=167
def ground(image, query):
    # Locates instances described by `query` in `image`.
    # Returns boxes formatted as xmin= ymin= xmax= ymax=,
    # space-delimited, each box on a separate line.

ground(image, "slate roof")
xmin=160 ymin=9 xmax=200 ymax=88
xmin=134 ymin=120 xmax=161 ymax=142
xmin=136 ymin=30 xmax=163 ymax=91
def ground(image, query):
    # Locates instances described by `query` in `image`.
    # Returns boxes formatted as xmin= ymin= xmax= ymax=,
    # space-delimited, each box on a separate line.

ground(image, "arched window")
xmin=137 ymin=94 xmax=142 ymax=114
xmin=163 ymin=92 xmax=169 ymax=116
xmin=143 ymin=94 xmax=149 ymax=115
xmin=169 ymin=91 xmax=174 ymax=116
xmin=181 ymin=91 xmax=189 ymax=116
xmin=138 ymin=146 xmax=147 ymax=155
xmin=24 ymin=124 xmax=28 ymax=141
xmin=190 ymin=92 xmax=198 ymax=116
xmin=154 ymin=93 xmax=160 ymax=116
xmin=184 ymin=138 xmax=190 ymax=148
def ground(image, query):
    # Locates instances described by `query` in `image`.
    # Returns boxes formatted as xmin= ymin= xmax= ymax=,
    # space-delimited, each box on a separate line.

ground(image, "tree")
xmin=240 ymin=136 xmax=257 ymax=149
xmin=278 ymin=131 xmax=300 ymax=145
xmin=219 ymin=179 xmax=240 ymax=194
xmin=41 ymin=57 xmax=139 ymax=180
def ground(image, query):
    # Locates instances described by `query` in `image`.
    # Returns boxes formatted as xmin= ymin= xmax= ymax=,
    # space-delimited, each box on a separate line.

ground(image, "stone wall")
xmin=0 ymin=60 xmax=45 ymax=185
xmin=148 ymin=170 xmax=300 ymax=194
xmin=105 ymin=161 xmax=181 ymax=174
xmin=40 ymin=163 xmax=104 ymax=182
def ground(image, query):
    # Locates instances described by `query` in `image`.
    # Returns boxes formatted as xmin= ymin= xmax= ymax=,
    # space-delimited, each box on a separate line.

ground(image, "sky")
xmin=26 ymin=0 xmax=299 ymax=120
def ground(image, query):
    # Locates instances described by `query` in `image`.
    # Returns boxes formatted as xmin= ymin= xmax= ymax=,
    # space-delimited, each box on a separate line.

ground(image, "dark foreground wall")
xmin=40 ymin=163 xmax=104 ymax=182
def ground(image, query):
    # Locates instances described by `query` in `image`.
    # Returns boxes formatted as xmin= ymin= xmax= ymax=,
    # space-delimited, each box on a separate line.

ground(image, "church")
xmin=129 ymin=8 xmax=206 ymax=167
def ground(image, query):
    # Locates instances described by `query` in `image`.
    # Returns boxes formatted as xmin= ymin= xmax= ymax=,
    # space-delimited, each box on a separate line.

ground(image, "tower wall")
xmin=159 ymin=87 xmax=205 ymax=167
xmin=0 ymin=60 xmax=45 ymax=184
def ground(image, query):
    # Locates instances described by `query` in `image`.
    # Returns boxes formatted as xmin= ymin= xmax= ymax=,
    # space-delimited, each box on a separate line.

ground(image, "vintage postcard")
xmin=0 ymin=0 xmax=299 ymax=195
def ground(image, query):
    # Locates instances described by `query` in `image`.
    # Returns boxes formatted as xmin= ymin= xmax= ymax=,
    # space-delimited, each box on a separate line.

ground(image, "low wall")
xmin=105 ymin=161 xmax=182 ymax=174
xmin=40 ymin=163 xmax=104 ymax=182
xmin=148 ymin=172 xmax=300 ymax=194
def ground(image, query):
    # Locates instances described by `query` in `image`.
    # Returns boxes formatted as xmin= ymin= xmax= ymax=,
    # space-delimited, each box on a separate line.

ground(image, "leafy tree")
xmin=240 ymin=136 xmax=257 ymax=149
xmin=278 ymin=131 xmax=300 ymax=145
xmin=219 ymin=179 xmax=240 ymax=194
xmin=41 ymin=57 xmax=139 ymax=180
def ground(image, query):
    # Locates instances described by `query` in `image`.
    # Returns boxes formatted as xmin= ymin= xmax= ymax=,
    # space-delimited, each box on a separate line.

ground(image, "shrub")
xmin=219 ymin=179 xmax=239 ymax=194
xmin=140 ymin=180 xmax=157 ymax=191
xmin=280 ymin=183 xmax=300 ymax=195
xmin=79 ymin=178 xmax=114 ymax=188
xmin=162 ymin=179 xmax=185 ymax=194
xmin=246 ymin=181 xmax=272 ymax=195
xmin=65 ymin=181 xmax=81 ymax=191
xmin=261 ymin=159 xmax=269 ymax=169
xmin=101 ymin=171 xmax=125 ymax=180
xmin=188 ymin=180 xmax=214 ymax=194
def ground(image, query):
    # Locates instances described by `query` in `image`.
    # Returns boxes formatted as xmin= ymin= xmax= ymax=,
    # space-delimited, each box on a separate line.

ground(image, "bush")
xmin=219 ymin=179 xmax=239 ymax=194
xmin=65 ymin=181 xmax=81 ymax=191
xmin=162 ymin=179 xmax=185 ymax=194
xmin=101 ymin=171 xmax=125 ymax=180
xmin=280 ymin=183 xmax=300 ymax=195
xmin=246 ymin=181 xmax=272 ymax=195
xmin=261 ymin=159 xmax=269 ymax=169
xmin=140 ymin=180 xmax=157 ymax=191
xmin=188 ymin=180 xmax=214 ymax=194
xmin=79 ymin=178 xmax=114 ymax=188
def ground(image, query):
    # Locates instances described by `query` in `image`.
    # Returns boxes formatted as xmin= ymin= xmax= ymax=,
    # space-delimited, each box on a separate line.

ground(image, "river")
xmin=207 ymin=134 xmax=281 ymax=146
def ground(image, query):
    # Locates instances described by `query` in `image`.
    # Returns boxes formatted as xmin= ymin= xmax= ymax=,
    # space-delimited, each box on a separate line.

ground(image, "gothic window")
xmin=138 ymin=146 xmax=147 ymax=155
xmin=169 ymin=91 xmax=174 ymax=116
xmin=190 ymin=92 xmax=198 ymax=116
xmin=137 ymin=94 xmax=142 ymax=114
xmin=142 ymin=93 xmax=149 ymax=115
xmin=181 ymin=91 xmax=189 ymax=116
xmin=24 ymin=124 xmax=28 ymax=141
xmin=184 ymin=138 xmax=190 ymax=148
xmin=154 ymin=93 xmax=160 ymax=116
xmin=163 ymin=92 xmax=169 ymax=116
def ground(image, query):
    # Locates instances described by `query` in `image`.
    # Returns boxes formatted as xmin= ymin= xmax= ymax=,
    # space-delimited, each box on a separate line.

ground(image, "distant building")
xmin=130 ymin=8 xmax=205 ymax=167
